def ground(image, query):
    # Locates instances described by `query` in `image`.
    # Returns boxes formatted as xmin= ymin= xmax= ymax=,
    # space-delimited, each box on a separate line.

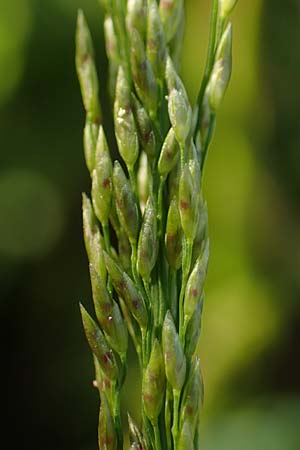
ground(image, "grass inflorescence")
xmin=76 ymin=1 xmax=237 ymax=449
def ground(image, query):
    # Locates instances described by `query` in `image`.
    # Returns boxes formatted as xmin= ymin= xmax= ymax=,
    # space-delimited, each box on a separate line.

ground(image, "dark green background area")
xmin=0 ymin=1 xmax=299 ymax=449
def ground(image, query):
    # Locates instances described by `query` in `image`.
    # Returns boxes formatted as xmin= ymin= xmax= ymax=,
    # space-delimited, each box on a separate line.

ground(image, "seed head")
xmin=77 ymin=0 xmax=238 ymax=446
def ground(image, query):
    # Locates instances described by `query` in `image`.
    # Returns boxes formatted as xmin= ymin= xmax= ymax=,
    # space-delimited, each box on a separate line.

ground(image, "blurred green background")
xmin=1 ymin=0 xmax=300 ymax=449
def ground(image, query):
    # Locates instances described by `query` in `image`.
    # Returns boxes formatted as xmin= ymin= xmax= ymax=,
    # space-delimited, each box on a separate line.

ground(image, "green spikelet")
xmin=165 ymin=56 xmax=192 ymax=145
xmin=147 ymin=0 xmax=167 ymax=81
xmin=76 ymin=10 xmax=101 ymax=123
xmin=112 ymin=161 xmax=139 ymax=243
xmin=162 ymin=311 xmax=186 ymax=390
xmin=98 ymin=392 xmax=118 ymax=450
xmin=207 ymin=23 xmax=233 ymax=112
xmin=178 ymin=163 xmax=198 ymax=242
xmin=82 ymin=194 xmax=107 ymax=281
xmin=89 ymin=266 xmax=128 ymax=355
xmin=159 ymin=0 xmax=184 ymax=43
xmin=137 ymin=196 xmax=158 ymax=280
xmin=180 ymin=357 xmax=204 ymax=435
xmin=114 ymin=66 xmax=139 ymax=170
xmin=165 ymin=197 xmax=182 ymax=271
xmin=142 ymin=339 xmax=165 ymax=422
xmin=158 ymin=127 xmax=180 ymax=180
xmin=91 ymin=126 xmax=113 ymax=225
xmin=104 ymin=252 xmax=148 ymax=330
xmin=80 ymin=303 xmax=118 ymax=380
xmin=130 ymin=28 xmax=158 ymax=119
xmin=184 ymin=239 xmax=209 ymax=324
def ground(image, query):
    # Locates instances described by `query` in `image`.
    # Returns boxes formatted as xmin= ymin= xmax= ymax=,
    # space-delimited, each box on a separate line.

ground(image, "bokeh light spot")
xmin=0 ymin=0 xmax=32 ymax=105
xmin=0 ymin=169 xmax=64 ymax=261
xmin=201 ymin=275 xmax=281 ymax=410
xmin=202 ymin=397 xmax=300 ymax=450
